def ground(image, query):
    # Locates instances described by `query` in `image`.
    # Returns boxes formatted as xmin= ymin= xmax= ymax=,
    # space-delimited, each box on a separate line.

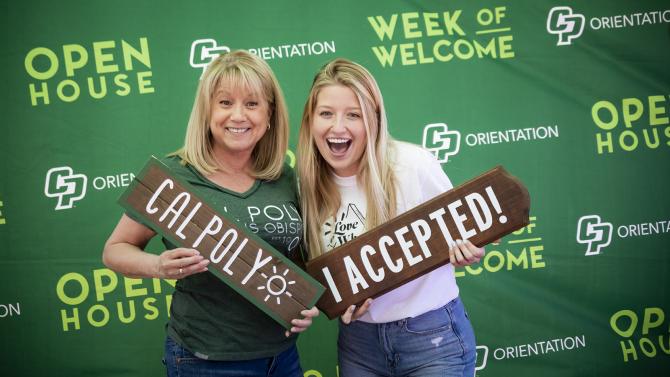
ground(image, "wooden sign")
xmin=306 ymin=166 xmax=530 ymax=319
xmin=119 ymin=157 xmax=324 ymax=329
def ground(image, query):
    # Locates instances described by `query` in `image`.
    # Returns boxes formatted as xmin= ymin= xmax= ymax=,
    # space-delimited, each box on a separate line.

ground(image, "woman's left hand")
xmin=285 ymin=306 xmax=320 ymax=337
xmin=340 ymin=298 xmax=373 ymax=325
xmin=449 ymin=239 xmax=484 ymax=267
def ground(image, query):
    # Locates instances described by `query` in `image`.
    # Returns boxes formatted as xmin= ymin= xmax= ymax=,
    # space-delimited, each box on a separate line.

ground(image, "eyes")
xmin=318 ymin=110 xmax=362 ymax=120
xmin=217 ymin=99 xmax=260 ymax=109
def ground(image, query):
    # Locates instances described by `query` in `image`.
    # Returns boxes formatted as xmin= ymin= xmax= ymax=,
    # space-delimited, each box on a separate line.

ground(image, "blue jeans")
xmin=338 ymin=297 xmax=476 ymax=377
xmin=163 ymin=336 xmax=303 ymax=377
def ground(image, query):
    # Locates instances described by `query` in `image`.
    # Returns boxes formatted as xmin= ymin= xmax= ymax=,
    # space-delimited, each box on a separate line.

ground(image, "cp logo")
xmin=475 ymin=345 xmax=489 ymax=371
xmin=576 ymin=215 xmax=613 ymax=256
xmin=189 ymin=38 xmax=231 ymax=75
xmin=546 ymin=6 xmax=585 ymax=46
xmin=422 ymin=123 xmax=460 ymax=163
xmin=44 ymin=167 xmax=87 ymax=210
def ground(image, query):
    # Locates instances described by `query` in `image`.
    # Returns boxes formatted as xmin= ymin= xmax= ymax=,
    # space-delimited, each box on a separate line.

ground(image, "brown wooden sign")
xmin=306 ymin=166 xmax=530 ymax=319
xmin=119 ymin=157 xmax=324 ymax=329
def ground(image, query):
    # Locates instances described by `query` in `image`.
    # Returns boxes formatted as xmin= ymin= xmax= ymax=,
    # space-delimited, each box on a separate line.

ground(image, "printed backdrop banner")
xmin=1 ymin=0 xmax=669 ymax=376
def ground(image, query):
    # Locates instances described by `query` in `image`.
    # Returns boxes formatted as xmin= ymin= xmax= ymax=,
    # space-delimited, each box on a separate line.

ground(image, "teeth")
xmin=228 ymin=128 xmax=248 ymax=133
xmin=328 ymin=138 xmax=350 ymax=144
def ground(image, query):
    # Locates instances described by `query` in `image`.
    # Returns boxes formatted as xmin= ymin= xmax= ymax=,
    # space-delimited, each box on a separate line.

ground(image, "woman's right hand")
xmin=157 ymin=248 xmax=210 ymax=279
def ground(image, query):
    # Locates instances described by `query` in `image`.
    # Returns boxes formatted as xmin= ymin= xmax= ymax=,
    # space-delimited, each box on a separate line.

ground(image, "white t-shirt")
xmin=320 ymin=141 xmax=459 ymax=323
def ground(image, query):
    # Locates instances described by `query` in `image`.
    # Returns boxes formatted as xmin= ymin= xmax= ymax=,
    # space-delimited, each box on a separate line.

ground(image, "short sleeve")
xmin=416 ymin=148 xmax=453 ymax=204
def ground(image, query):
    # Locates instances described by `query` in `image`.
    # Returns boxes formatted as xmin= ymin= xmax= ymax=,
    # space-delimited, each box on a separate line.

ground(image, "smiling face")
xmin=310 ymin=84 xmax=368 ymax=177
xmin=209 ymin=84 xmax=270 ymax=160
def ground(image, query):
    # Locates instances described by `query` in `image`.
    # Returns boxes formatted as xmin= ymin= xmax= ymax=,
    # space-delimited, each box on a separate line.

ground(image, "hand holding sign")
xmin=119 ymin=157 xmax=325 ymax=329
xmin=306 ymin=166 xmax=530 ymax=319
xmin=156 ymin=248 xmax=209 ymax=278
xmin=284 ymin=306 xmax=321 ymax=337
xmin=449 ymin=239 xmax=485 ymax=267
xmin=341 ymin=298 xmax=373 ymax=324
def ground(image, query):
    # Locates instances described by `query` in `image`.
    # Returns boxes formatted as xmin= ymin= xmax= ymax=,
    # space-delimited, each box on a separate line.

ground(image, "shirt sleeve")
xmin=416 ymin=148 xmax=453 ymax=204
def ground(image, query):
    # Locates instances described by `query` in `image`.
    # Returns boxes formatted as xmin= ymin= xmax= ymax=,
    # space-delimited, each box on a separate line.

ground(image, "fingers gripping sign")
xmin=341 ymin=298 xmax=373 ymax=325
xmin=449 ymin=240 xmax=485 ymax=267
xmin=157 ymin=248 xmax=210 ymax=279
xmin=285 ymin=306 xmax=320 ymax=337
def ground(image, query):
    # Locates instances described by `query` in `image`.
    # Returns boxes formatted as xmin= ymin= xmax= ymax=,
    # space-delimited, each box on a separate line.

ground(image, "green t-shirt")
xmin=159 ymin=156 xmax=303 ymax=361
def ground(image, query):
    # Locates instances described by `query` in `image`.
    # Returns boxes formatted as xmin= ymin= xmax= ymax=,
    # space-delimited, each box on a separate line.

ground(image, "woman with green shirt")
xmin=103 ymin=50 xmax=318 ymax=377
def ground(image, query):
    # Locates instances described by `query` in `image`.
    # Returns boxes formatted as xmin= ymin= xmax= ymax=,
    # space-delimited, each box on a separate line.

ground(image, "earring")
xmin=267 ymin=122 xmax=271 ymax=130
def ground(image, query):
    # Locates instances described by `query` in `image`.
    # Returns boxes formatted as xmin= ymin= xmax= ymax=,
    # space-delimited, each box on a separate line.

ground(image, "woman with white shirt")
xmin=297 ymin=58 xmax=484 ymax=377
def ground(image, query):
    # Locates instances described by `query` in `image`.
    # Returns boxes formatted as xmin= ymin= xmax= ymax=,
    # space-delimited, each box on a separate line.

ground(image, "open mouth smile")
xmin=226 ymin=127 xmax=251 ymax=134
xmin=327 ymin=138 xmax=352 ymax=155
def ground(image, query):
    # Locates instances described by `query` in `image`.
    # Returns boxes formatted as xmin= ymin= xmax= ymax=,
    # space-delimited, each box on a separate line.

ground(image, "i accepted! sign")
xmin=306 ymin=166 xmax=530 ymax=319
xmin=119 ymin=157 xmax=324 ymax=329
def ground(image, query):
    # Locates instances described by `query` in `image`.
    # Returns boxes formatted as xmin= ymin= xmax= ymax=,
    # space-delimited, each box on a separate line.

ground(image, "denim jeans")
xmin=163 ymin=336 xmax=303 ymax=377
xmin=338 ymin=296 xmax=476 ymax=377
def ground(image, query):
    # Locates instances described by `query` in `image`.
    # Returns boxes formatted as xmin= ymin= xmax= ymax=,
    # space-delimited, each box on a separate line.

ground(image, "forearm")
xmin=102 ymin=242 xmax=160 ymax=279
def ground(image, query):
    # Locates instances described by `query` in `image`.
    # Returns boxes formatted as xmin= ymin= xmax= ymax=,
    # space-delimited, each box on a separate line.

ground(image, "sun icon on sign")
xmin=257 ymin=265 xmax=295 ymax=305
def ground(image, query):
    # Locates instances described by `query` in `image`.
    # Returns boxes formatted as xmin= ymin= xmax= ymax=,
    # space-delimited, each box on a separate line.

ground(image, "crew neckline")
xmin=332 ymin=172 xmax=358 ymax=187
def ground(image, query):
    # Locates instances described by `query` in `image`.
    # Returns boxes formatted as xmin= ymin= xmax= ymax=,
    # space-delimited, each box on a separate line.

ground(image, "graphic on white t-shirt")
xmin=323 ymin=203 xmax=365 ymax=249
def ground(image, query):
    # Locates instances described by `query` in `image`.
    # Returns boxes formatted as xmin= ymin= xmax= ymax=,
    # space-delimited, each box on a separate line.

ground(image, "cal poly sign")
xmin=119 ymin=157 xmax=324 ymax=329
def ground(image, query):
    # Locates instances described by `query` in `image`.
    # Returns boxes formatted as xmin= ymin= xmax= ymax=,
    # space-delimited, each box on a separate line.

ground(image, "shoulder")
xmin=389 ymin=140 xmax=452 ymax=202
xmin=271 ymin=163 xmax=296 ymax=183
xmin=265 ymin=163 xmax=298 ymax=191
xmin=157 ymin=155 xmax=202 ymax=183
xmin=158 ymin=155 xmax=185 ymax=170
xmin=390 ymin=140 xmax=442 ymax=175
xmin=280 ymin=163 xmax=297 ymax=180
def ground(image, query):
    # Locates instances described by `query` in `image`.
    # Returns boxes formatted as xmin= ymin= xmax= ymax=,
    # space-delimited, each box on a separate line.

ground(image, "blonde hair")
xmin=298 ymin=58 xmax=397 ymax=259
xmin=174 ymin=50 xmax=288 ymax=180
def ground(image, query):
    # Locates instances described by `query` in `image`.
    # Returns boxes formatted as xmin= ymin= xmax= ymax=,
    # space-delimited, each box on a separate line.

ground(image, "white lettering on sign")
xmin=361 ymin=245 xmax=384 ymax=282
xmin=193 ymin=216 xmax=223 ymax=247
xmin=146 ymin=179 xmax=173 ymax=214
xmin=145 ymin=180 xmax=278 ymax=289
xmin=241 ymin=250 xmax=273 ymax=285
xmin=176 ymin=202 xmax=202 ymax=240
xmin=321 ymin=185 xmax=507 ymax=302
xmin=221 ymin=237 xmax=248 ymax=276
xmin=160 ymin=192 xmax=191 ymax=228
xmin=344 ymin=256 xmax=369 ymax=294
xmin=209 ymin=229 xmax=238 ymax=263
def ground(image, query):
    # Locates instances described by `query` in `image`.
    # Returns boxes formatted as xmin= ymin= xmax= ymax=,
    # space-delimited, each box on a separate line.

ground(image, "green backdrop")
xmin=2 ymin=0 xmax=669 ymax=375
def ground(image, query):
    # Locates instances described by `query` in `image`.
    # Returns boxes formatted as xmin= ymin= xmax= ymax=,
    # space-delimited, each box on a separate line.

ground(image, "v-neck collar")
xmin=187 ymin=164 xmax=261 ymax=199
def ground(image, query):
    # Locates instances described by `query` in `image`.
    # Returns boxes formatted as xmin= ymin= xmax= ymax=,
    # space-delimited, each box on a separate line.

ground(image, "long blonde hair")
xmin=298 ymin=58 xmax=397 ymax=259
xmin=174 ymin=50 xmax=288 ymax=180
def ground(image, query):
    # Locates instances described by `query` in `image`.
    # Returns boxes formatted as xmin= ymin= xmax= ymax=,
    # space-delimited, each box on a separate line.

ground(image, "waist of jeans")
xmin=352 ymin=296 xmax=461 ymax=328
